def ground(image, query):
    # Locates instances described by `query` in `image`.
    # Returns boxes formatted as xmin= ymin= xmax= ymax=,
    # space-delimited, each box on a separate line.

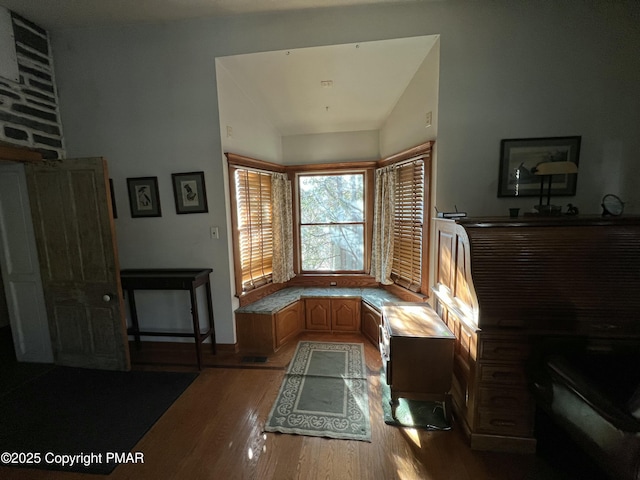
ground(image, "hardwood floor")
xmin=0 ymin=332 xmax=602 ymax=479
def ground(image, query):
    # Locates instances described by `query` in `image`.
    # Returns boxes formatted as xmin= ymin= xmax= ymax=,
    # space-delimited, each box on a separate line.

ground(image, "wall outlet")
xmin=330 ymin=281 xmax=337 ymax=286
xmin=210 ymin=226 xmax=219 ymax=239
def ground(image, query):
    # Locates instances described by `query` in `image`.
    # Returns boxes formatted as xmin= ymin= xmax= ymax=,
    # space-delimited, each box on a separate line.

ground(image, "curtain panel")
xmin=271 ymin=172 xmax=295 ymax=283
xmin=370 ymin=166 xmax=395 ymax=284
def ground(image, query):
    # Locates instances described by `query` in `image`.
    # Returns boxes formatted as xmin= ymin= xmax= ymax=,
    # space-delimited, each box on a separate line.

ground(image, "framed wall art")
xmin=127 ymin=176 xmax=161 ymax=218
xmin=497 ymin=136 xmax=581 ymax=197
xmin=171 ymin=171 xmax=208 ymax=214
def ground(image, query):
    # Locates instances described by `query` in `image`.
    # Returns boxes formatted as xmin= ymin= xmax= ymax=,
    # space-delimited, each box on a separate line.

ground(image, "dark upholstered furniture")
xmin=531 ymin=350 xmax=640 ymax=480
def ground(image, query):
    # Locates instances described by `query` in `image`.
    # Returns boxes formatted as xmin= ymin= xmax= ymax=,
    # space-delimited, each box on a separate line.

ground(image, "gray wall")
xmin=47 ymin=1 xmax=640 ymax=344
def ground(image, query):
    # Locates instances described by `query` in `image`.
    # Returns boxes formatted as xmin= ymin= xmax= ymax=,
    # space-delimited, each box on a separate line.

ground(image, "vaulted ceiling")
xmin=0 ymin=0 xmax=428 ymax=29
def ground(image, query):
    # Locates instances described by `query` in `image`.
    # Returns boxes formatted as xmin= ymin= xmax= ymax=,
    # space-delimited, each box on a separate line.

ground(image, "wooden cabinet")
xmin=236 ymin=300 xmax=303 ymax=354
xmin=275 ymin=300 xmax=303 ymax=348
xmin=361 ymin=301 xmax=381 ymax=346
xmin=380 ymin=303 xmax=455 ymax=420
xmin=305 ymin=297 xmax=361 ymax=332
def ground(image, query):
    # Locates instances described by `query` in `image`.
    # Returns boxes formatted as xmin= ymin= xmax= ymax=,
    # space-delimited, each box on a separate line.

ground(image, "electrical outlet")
xmin=210 ymin=226 xmax=219 ymax=239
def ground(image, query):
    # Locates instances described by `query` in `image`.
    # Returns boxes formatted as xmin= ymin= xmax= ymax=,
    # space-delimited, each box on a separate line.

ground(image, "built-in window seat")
xmin=234 ymin=287 xmax=405 ymax=354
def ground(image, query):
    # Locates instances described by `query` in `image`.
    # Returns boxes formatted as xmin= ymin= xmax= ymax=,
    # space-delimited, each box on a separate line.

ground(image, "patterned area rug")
xmin=264 ymin=341 xmax=371 ymax=442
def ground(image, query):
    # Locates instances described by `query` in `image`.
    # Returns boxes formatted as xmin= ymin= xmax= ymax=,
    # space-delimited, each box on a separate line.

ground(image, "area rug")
xmin=0 ymin=366 xmax=197 ymax=475
xmin=265 ymin=341 xmax=371 ymax=442
xmin=380 ymin=368 xmax=450 ymax=430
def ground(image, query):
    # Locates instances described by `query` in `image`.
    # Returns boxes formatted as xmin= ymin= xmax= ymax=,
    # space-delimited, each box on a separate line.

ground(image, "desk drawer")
xmin=478 ymin=364 xmax=527 ymax=386
xmin=477 ymin=386 xmax=531 ymax=410
xmin=479 ymin=339 xmax=529 ymax=361
xmin=476 ymin=408 xmax=533 ymax=437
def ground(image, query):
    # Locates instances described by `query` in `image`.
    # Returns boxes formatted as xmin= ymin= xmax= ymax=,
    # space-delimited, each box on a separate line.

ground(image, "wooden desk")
xmin=120 ymin=268 xmax=216 ymax=369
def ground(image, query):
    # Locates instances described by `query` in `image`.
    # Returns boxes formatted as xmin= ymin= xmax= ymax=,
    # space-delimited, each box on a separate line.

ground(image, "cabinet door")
xmin=275 ymin=301 xmax=302 ymax=348
xmin=305 ymin=298 xmax=331 ymax=330
xmin=331 ymin=298 xmax=361 ymax=331
xmin=361 ymin=302 xmax=381 ymax=345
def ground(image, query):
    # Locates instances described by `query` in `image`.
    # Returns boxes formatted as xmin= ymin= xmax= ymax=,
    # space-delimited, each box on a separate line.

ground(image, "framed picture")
xmin=109 ymin=178 xmax=117 ymax=219
xmin=127 ymin=176 xmax=161 ymax=218
xmin=171 ymin=171 xmax=208 ymax=214
xmin=497 ymin=136 xmax=581 ymax=197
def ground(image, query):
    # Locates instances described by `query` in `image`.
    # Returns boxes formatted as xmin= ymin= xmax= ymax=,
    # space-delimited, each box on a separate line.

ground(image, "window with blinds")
xmin=234 ymin=169 xmax=273 ymax=292
xmin=390 ymin=159 xmax=424 ymax=292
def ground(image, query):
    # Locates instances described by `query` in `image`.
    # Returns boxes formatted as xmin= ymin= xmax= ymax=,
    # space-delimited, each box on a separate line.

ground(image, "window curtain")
xmin=370 ymin=166 xmax=395 ymax=285
xmin=271 ymin=172 xmax=295 ymax=283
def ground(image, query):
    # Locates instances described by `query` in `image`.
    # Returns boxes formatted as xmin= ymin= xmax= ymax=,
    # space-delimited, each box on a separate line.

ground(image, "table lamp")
xmin=532 ymin=161 xmax=578 ymax=215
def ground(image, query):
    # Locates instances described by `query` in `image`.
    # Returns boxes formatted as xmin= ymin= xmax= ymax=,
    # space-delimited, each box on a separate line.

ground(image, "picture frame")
xmin=497 ymin=136 xmax=581 ymax=197
xmin=127 ymin=176 xmax=161 ymax=218
xmin=171 ymin=171 xmax=208 ymax=214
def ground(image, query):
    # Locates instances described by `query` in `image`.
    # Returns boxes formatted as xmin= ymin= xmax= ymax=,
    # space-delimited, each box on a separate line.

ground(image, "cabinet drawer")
xmin=477 ymin=386 xmax=531 ymax=410
xmin=478 ymin=364 xmax=527 ymax=386
xmin=479 ymin=340 xmax=529 ymax=361
xmin=476 ymin=408 xmax=533 ymax=437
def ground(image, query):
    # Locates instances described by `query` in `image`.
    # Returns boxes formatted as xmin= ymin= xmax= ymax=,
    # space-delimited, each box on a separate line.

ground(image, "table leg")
xmin=189 ymin=284 xmax=202 ymax=370
xmin=126 ymin=289 xmax=141 ymax=349
xmin=205 ymin=281 xmax=216 ymax=355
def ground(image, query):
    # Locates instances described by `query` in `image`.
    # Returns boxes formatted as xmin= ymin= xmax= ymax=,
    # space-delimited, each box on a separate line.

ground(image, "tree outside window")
xmin=298 ymin=173 xmax=365 ymax=272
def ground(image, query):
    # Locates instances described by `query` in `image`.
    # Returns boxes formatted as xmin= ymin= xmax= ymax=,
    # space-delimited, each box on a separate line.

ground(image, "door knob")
xmin=102 ymin=294 xmax=111 ymax=302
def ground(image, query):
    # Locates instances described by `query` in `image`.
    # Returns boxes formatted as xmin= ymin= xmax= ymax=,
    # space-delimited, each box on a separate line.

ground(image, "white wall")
xmin=216 ymin=60 xmax=283 ymax=163
xmin=282 ymin=130 xmax=379 ymax=164
xmin=380 ymin=37 xmax=439 ymax=158
xmin=49 ymin=1 xmax=640 ymax=345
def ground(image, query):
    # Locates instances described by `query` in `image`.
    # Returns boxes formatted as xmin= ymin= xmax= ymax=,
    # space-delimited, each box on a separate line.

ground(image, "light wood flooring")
xmin=0 ymin=331 xmax=605 ymax=480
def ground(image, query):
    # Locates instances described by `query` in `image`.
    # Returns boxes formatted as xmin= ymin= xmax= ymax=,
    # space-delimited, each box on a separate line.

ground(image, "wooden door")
xmin=25 ymin=158 xmax=130 ymax=370
xmin=305 ymin=298 xmax=331 ymax=331
xmin=331 ymin=298 xmax=361 ymax=332
xmin=361 ymin=301 xmax=381 ymax=346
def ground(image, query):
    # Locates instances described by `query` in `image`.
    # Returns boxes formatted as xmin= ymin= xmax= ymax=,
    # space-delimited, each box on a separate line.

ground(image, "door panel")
xmin=0 ymin=163 xmax=53 ymax=363
xmin=26 ymin=158 xmax=129 ymax=370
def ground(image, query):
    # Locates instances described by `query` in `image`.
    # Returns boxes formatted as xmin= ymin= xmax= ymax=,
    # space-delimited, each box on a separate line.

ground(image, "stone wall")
xmin=0 ymin=12 xmax=64 ymax=159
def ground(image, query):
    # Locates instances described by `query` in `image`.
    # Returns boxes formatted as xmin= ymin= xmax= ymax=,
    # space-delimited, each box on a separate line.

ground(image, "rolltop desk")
xmin=432 ymin=216 xmax=640 ymax=453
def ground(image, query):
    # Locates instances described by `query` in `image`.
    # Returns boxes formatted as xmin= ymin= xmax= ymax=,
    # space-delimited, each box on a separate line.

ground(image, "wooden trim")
xmin=225 ymin=152 xmax=286 ymax=173
xmin=286 ymin=274 xmax=378 ymax=288
xmin=286 ymin=161 xmax=377 ymax=173
xmin=0 ymin=144 xmax=43 ymax=163
xmin=377 ymin=141 xmax=434 ymax=168
xmin=237 ymin=282 xmax=286 ymax=307
xmin=382 ymin=283 xmax=428 ymax=303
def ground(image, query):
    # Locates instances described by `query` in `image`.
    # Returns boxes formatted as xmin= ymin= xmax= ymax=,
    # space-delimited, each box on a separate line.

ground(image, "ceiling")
xmin=0 ymin=0 xmax=438 ymax=138
xmin=218 ymin=36 xmax=438 ymax=136
xmin=0 ymin=0 xmax=425 ymax=30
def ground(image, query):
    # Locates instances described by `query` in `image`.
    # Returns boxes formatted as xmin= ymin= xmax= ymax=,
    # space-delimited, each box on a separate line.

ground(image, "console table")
xmin=120 ymin=268 xmax=216 ymax=369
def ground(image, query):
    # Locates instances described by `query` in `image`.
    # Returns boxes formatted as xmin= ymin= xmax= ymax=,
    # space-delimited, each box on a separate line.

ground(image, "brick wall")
xmin=0 ymin=12 xmax=64 ymax=159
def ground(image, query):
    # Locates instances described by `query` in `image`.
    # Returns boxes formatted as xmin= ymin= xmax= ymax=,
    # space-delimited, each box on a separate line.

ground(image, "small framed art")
xmin=171 ymin=171 xmax=208 ymax=214
xmin=127 ymin=176 xmax=161 ymax=218
xmin=497 ymin=136 xmax=581 ymax=197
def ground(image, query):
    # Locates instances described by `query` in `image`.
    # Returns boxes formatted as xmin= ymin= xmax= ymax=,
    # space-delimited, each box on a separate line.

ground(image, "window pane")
xmin=301 ymin=224 xmax=364 ymax=271
xmin=299 ymin=174 xmax=364 ymax=224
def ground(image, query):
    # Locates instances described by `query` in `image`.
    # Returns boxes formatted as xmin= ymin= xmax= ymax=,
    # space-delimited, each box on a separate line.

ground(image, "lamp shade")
xmin=533 ymin=161 xmax=578 ymax=175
